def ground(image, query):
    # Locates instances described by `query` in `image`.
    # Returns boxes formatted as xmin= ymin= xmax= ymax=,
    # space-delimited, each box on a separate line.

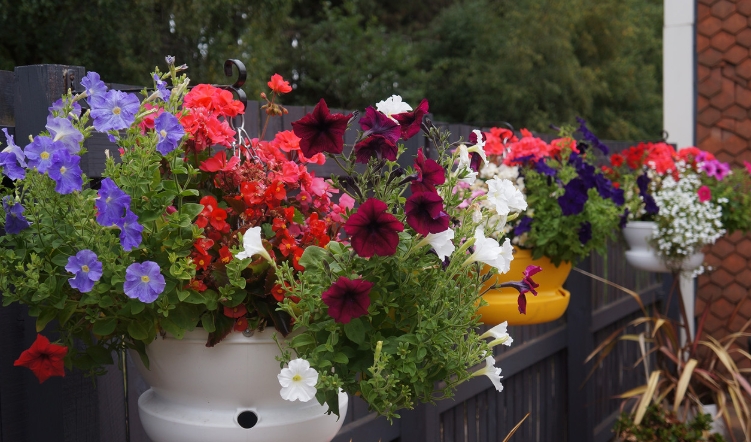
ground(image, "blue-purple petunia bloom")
xmin=154 ymin=112 xmax=184 ymax=155
xmin=81 ymin=72 xmax=108 ymax=104
xmin=0 ymin=152 xmax=25 ymax=180
xmin=48 ymin=98 xmax=82 ymax=120
xmin=95 ymin=178 xmax=132 ymax=227
xmin=46 ymin=116 xmax=83 ymax=154
xmin=558 ymin=178 xmax=589 ymax=216
xmin=2 ymin=196 xmax=30 ymax=234
xmin=576 ymin=117 xmax=609 ymax=155
xmin=47 ymin=150 xmax=83 ymax=194
xmin=25 ymin=136 xmax=64 ymax=173
xmin=2 ymin=128 xmax=27 ymax=167
xmin=153 ymin=74 xmax=170 ymax=101
xmin=65 ymin=250 xmax=103 ymax=293
xmin=514 ymin=216 xmax=533 ymax=236
xmin=123 ymin=261 xmax=166 ymax=303
xmin=90 ymin=90 xmax=141 ymax=132
xmin=119 ymin=209 xmax=144 ymax=251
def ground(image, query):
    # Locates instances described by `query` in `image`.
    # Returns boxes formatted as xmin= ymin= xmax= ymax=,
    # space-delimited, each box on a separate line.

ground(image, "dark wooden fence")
xmin=0 ymin=64 xmax=677 ymax=442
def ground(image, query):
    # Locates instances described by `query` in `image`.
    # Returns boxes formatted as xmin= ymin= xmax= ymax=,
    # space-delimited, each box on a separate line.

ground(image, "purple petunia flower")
xmin=291 ymin=99 xmax=351 ymax=157
xmin=154 ymin=112 xmax=184 ymax=155
xmin=557 ymin=178 xmax=589 ymax=216
xmin=124 ymin=261 xmax=165 ymax=303
xmin=405 ymin=191 xmax=450 ymax=236
xmin=47 ymin=150 xmax=83 ymax=194
xmin=153 ymin=74 xmax=170 ymax=101
xmin=514 ymin=216 xmax=533 ymax=236
xmin=2 ymin=128 xmax=27 ymax=167
xmin=95 ymin=178 xmax=131 ymax=227
xmin=2 ymin=196 xmax=30 ymax=234
xmin=611 ymin=187 xmax=625 ymax=206
xmin=0 ymin=152 xmax=25 ymax=180
xmin=81 ymin=72 xmax=108 ymax=104
xmin=25 ymin=136 xmax=64 ymax=173
xmin=354 ymin=135 xmax=398 ymax=164
xmin=535 ymin=160 xmax=557 ymax=177
xmin=593 ymin=174 xmax=613 ymax=200
xmin=119 ymin=209 xmax=143 ymax=251
xmin=576 ymin=117 xmax=609 ymax=155
xmin=619 ymin=209 xmax=630 ymax=229
xmin=90 ymin=90 xmax=141 ymax=132
xmin=48 ymin=98 xmax=82 ymax=120
xmin=46 ymin=116 xmax=83 ymax=154
xmin=321 ymin=276 xmax=373 ymax=324
xmin=393 ymin=99 xmax=429 ymax=140
xmin=643 ymin=194 xmax=659 ymax=215
xmin=578 ymin=221 xmax=592 ymax=244
xmin=65 ymin=250 xmax=103 ymax=293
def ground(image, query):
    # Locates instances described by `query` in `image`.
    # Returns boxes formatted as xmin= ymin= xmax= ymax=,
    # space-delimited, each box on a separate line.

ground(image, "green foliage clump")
xmin=614 ymin=405 xmax=727 ymax=442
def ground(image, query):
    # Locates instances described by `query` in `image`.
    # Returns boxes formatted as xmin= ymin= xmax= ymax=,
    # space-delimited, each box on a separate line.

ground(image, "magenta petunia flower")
xmin=291 ymin=99 xmax=351 ymax=157
xmin=393 ymin=98 xmax=428 ymax=140
xmin=321 ymin=277 xmax=374 ymax=324
xmin=522 ymin=265 xmax=542 ymax=295
xmin=405 ymin=191 xmax=449 ymax=236
xmin=697 ymin=185 xmax=711 ymax=203
xmin=353 ymin=135 xmax=398 ymax=164
xmin=411 ymin=147 xmax=445 ymax=194
xmin=343 ymin=198 xmax=404 ymax=258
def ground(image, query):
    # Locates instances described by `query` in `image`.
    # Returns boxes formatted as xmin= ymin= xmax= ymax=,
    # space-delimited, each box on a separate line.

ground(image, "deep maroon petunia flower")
xmin=411 ymin=148 xmax=445 ymax=194
xmin=321 ymin=276 xmax=374 ymax=324
xmin=343 ymin=198 xmax=404 ymax=258
xmin=354 ymin=135 xmax=398 ymax=164
xmin=393 ymin=99 xmax=428 ymax=140
xmin=405 ymin=191 xmax=450 ymax=236
xmin=359 ymin=106 xmax=401 ymax=146
xmin=291 ymin=99 xmax=351 ymax=158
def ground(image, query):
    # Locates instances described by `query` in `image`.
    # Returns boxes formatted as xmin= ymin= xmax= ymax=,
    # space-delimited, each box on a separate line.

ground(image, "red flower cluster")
xmin=483 ymin=127 xmax=518 ymax=157
xmin=14 ymin=334 xmax=68 ymax=383
xmin=180 ymin=84 xmax=244 ymax=152
xmin=503 ymin=129 xmax=557 ymax=165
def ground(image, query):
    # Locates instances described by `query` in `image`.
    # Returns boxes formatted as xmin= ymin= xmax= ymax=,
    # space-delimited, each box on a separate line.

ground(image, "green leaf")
xmin=201 ymin=313 xmax=216 ymax=333
xmin=36 ymin=308 xmax=58 ymax=332
xmin=292 ymin=208 xmax=305 ymax=224
xmin=343 ymin=319 xmax=365 ymax=345
xmin=298 ymin=246 xmax=327 ymax=270
xmin=261 ymin=223 xmax=275 ymax=238
xmin=289 ymin=333 xmax=316 ymax=348
xmin=127 ymin=320 xmax=151 ymax=341
xmin=93 ymin=318 xmax=118 ymax=336
xmin=130 ymin=301 xmax=145 ymax=315
xmin=160 ymin=317 xmax=185 ymax=339
xmin=51 ymin=253 xmax=70 ymax=267
xmin=86 ymin=346 xmax=114 ymax=365
xmin=332 ymin=352 xmax=349 ymax=364
xmin=179 ymin=189 xmax=199 ymax=197
xmin=99 ymin=295 xmax=114 ymax=308
xmin=58 ymin=302 xmax=77 ymax=325
xmin=180 ymin=203 xmax=204 ymax=220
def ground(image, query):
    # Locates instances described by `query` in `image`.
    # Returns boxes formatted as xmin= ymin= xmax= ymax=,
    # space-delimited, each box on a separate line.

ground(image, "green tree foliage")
xmin=0 ymin=0 xmax=291 ymax=97
xmin=420 ymin=0 xmax=663 ymax=140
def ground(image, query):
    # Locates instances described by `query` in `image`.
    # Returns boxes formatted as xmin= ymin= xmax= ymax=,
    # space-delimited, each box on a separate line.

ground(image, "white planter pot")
xmin=132 ymin=329 xmax=347 ymax=442
xmin=622 ymin=221 xmax=704 ymax=273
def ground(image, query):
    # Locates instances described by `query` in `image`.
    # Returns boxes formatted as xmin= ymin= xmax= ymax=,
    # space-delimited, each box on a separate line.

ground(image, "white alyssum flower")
xmin=464 ymin=227 xmax=514 ymax=274
xmin=479 ymin=321 xmax=514 ymax=347
xmin=486 ymin=177 xmax=527 ymax=216
xmin=278 ymin=358 xmax=319 ymax=402
xmin=472 ymin=355 xmax=504 ymax=392
xmin=375 ymin=95 xmax=412 ymax=119
xmin=235 ymin=226 xmax=272 ymax=262
xmin=417 ymin=228 xmax=455 ymax=261
xmin=652 ymin=166 xmax=724 ymax=271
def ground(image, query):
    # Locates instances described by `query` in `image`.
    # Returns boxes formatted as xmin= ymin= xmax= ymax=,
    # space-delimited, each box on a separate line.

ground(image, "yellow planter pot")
xmin=478 ymin=248 xmax=572 ymax=326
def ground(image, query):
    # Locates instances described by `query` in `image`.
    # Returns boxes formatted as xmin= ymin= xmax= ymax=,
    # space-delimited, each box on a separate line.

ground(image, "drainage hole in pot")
xmin=237 ymin=411 xmax=258 ymax=429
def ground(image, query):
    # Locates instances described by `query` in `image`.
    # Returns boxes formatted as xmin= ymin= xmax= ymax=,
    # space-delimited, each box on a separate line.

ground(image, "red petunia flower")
xmin=393 ymin=99 xmax=428 ymax=140
xmin=321 ymin=277 xmax=374 ymax=324
xmin=411 ymin=147 xmax=445 ymax=194
xmin=14 ymin=334 xmax=68 ymax=383
xmin=291 ymin=99 xmax=351 ymax=157
xmin=405 ymin=191 xmax=450 ymax=236
xmin=343 ymin=198 xmax=404 ymax=258
xmin=268 ymin=74 xmax=292 ymax=95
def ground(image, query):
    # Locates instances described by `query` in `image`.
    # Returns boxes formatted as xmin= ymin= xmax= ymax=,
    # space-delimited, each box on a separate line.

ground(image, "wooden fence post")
xmin=566 ymin=256 xmax=595 ymax=442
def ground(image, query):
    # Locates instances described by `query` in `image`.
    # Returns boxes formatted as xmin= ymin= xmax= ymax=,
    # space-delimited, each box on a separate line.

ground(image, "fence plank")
xmin=0 ymin=71 xmax=13 ymax=127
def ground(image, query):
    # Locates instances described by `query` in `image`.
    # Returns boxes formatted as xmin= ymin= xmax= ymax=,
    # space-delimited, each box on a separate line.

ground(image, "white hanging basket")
xmin=131 ymin=329 xmax=347 ymax=442
xmin=622 ymin=221 xmax=704 ymax=273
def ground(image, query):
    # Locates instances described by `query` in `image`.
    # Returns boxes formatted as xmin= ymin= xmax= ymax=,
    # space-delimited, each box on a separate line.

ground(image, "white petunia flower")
xmin=479 ymin=321 xmax=514 ymax=347
xmin=235 ymin=226 xmax=272 ymax=262
xmin=465 ymin=227 xmax=514 ymax=274
xmin=456 ymin=144 xmax=477 ymax=184
xmin=486 ymin=178 xmax=527 ymax=216
xmin=467 ymin=130 xmax=488 ymax=164
xmin=375 ymin=95 xmax=412 ymax=119
xmin=472 ymin=355 xmax=504 ymax=392
xmin=419 ymin=228 xmax=455 ymax=261
xmin=278 ymin=358 xmax=319 ymax=402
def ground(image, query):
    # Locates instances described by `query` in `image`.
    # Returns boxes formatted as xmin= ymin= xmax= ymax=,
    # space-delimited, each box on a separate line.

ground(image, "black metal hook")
xmin=660 ymin=130 xmax=669 ymax=142
xmin=220 ymin=59 xmax=247 ymax=113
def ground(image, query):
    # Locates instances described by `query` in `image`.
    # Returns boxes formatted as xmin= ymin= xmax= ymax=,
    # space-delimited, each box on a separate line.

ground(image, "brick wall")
xmin=696 ymin=0 xmax=751 ymax=341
